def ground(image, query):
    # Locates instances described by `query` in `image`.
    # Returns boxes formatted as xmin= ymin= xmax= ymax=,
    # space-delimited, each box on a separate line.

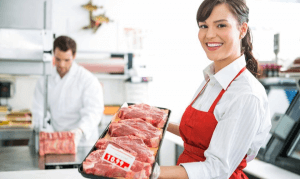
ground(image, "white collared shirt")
xmin=32 ymin=61 xmax=104 ymax=146
xmin=180 ymin=55 xmax=271 ymax=179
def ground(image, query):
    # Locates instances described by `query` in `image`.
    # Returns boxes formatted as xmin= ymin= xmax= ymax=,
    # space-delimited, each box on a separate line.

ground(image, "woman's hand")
xmin=158 ymin=166 xmax=189 ymax=179
xmin=167 ymin=122 xmax=181 ymax=137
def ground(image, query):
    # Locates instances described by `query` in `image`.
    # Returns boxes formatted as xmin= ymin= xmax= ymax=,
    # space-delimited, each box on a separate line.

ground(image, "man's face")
xmin=54 ymin=48 xmax=75 ymax=78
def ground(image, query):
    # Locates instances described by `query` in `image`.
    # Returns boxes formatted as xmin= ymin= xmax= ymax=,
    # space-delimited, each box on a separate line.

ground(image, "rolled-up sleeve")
xmin=78 ymin=77 xmax=104 ymax=140
xmin=180 ymin=94 xmax=264 ymax=179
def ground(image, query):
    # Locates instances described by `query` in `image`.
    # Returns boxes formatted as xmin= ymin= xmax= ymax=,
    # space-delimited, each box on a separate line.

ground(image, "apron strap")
xmin=209 ymin=90 xmax=226 ymax=113
xmin=191 ymin=79 xmax=210 ymax=106
xmin=209 ymin=67 xmax=247 ymax=112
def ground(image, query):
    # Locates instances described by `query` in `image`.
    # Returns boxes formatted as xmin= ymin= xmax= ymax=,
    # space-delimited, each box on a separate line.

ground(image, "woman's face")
xmin=198 ymin=4 xmax=246 ymax=66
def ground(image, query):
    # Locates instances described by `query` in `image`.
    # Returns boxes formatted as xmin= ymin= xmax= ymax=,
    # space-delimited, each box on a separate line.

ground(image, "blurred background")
xmin=0 ymin=0 xmax=300 ymax=178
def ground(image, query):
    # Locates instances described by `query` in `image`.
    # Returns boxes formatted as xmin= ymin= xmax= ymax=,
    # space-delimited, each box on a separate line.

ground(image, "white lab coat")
xmin=32 ymin=61 xmax=104 ymax=146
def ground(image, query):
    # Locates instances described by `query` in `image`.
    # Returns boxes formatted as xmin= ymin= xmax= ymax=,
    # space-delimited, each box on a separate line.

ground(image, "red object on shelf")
xmin=79 ymin=63 xmax=125 ymax=74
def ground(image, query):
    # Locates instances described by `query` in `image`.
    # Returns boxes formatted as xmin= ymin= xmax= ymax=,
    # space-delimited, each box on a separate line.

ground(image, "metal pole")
xmin=36 ymin=1 xmax=49 ymax=152
xmin=44 ymin=1 xmax=47 ymax=29
xmin=43 ymin=61 xmax=48 ymax=129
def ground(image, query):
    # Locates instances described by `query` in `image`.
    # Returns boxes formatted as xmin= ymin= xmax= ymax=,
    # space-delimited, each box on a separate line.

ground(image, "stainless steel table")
xmin=0 ymin=126 xmax=105 ymax=171
xmin=0 ymin=145 xmax=93 ymax=171
xmin=0 ymin=146 xmax=42 ymax=171
xmin=44 ymin=146 xmax=93 ymax=169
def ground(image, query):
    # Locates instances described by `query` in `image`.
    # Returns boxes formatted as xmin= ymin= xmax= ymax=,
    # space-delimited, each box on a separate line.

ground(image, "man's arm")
xmin=32 ymin=77 xmax=50 ymax=131
xmin=78 ymin=77 xmax=104 ymax=140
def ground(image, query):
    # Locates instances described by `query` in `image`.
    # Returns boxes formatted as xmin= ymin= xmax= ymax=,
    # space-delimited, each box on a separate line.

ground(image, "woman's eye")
xmin=217 ymin=24 xmax=226 ymax=28
xmin=200 ymin=25 xmax=207 ymax=28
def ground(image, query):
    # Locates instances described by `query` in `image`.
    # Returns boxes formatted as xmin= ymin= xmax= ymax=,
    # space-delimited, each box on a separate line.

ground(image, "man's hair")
xmin=53 ymin=36 xmax=77 ymax=55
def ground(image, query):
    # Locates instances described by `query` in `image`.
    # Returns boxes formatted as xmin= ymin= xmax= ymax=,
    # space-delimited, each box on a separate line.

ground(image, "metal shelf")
xmin=94 ymin=74 xmax=129 ymax=80
xmin=279 ymin=73 xmax=300 ymax=90
xmin=279 ymin=72 xmax=300 ymax=78
xmin=260 ymin=76 xmax=300 ymax=90
xmin=0 ymin=60 xmax=52 ymax=76
xmin=259 ymin=77 xmax=296 ymax=86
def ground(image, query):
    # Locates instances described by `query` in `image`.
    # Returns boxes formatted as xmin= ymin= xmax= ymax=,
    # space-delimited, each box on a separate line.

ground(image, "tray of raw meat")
xmin=78 ymin=103 xmax=171 ymax=179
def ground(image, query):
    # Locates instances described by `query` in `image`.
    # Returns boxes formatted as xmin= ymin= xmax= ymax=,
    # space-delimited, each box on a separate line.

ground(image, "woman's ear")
xmin=240 ymin=22 xmax=248 ymax=39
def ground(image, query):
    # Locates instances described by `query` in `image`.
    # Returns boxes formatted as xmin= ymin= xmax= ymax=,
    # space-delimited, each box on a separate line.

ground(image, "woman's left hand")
xmin=156 ymin=165 xmax=189 ymax=179
xmin=150 ymin=163 xmax=161 ymax=179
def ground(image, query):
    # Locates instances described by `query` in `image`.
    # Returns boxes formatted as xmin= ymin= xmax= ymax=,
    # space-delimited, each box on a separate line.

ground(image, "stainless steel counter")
xmin=0 ymin=145 xmax=93 ymax=171
xmin=0 ymin=125 xmax=105 ymax=171
xmin=44 ymin=146 xmax=93 ymax=169
xmin=0 ymin=128 xmax=33 ymax=140
xmin=0 ymin=146 xmax=42 ymax=171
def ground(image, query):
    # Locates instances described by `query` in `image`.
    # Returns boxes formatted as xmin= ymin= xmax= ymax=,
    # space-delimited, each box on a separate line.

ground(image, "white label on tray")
xmin=101 ymin=144 xmax=135 ymax=171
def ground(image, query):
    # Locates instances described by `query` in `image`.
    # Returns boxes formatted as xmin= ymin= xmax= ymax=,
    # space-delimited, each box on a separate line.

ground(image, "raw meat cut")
xmin=95 ymin=138 xmax=138 ymax=157
xmin=83 ymin=161 xmax=149 ymax=179
xmin=85 ymin=149 xmax=106 ymax=163
xmin=118 ymin=103 xmax=167 ymax=128
xmin=119 ymin=118 xmax=162 ymax=139
xmin=96 ymin=136 xmax=155 ymax=164
xmin=86 ymin=150 xmax=152 ymax=174
xmin=83 ymin=149 xmax=152 ymax=178
xmin=39 ymin=131 xmax=76 ymax=156
xmin=109 ymin=118 xmax=162 ymax=148
xmin=111 ymin=136 xmax=155 ymax=164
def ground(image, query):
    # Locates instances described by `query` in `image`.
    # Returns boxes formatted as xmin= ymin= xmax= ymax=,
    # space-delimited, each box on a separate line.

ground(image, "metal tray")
xmin=78 ymin=104 xmax=172 ymax=179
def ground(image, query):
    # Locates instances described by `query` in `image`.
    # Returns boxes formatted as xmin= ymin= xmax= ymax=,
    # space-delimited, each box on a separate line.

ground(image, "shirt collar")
xmin=68 ymin=61 xmax=78 ymax=77
xmin=203 ymin=62 xmax=215 ymax=82
xmin=52 ymin=61 xmax=78 ymax=83
xmin=203 ymin=55 xmax=246 ymax=90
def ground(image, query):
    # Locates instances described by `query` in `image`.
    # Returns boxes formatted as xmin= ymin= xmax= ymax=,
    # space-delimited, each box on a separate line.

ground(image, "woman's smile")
xmin=206 ymin=42 xmax=223 ymax=51
xmin=197 ymin=3 xmax=247 ymax=73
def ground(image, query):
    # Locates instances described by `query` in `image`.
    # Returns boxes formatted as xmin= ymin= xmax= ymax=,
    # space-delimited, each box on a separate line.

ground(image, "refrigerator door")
xmin=0 ymin=0 xmax=51 ymax=30
xmin=0 ymin=29 xmax=51 ymax=61
xmin=0 ymin=29 xmax=52 ymax=75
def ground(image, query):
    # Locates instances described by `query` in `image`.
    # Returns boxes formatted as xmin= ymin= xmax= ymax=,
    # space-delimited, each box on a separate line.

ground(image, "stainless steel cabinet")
xmin=0 ymin=0 xmax=51 ymax=30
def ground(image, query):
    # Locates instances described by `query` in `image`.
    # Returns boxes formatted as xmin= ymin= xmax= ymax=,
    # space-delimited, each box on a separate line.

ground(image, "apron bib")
xmin=177 ymin=67 xmax=248 ymax=179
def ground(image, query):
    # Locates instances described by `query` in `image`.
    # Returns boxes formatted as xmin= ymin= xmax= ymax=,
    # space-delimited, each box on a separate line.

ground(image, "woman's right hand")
xmin=167 ymin=122 xmax=181 ymax=137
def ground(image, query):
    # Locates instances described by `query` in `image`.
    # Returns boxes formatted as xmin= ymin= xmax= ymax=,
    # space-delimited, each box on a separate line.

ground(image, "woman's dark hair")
xmin=53 ymin=36 xmax=77 ymax=56
xmin=197 ymin=0 xmax=258 ymax=77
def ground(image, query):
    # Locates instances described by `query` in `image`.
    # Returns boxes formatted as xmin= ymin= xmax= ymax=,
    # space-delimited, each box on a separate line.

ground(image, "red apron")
xmin=177 ymin=67 xmax=248 ymax=179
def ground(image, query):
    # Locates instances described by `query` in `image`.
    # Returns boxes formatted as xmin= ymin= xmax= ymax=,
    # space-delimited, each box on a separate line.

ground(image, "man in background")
xmin=32 ymin=36 xmax=104 ymax=146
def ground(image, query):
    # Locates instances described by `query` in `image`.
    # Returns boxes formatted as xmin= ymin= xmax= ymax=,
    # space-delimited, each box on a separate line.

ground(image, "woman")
xmin=154 ymin=0 xmax=271 ymax=178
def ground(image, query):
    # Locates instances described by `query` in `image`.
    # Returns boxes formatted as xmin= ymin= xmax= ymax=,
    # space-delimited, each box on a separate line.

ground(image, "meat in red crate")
xmin=78 ymin=103 xmax=171 ymax=179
